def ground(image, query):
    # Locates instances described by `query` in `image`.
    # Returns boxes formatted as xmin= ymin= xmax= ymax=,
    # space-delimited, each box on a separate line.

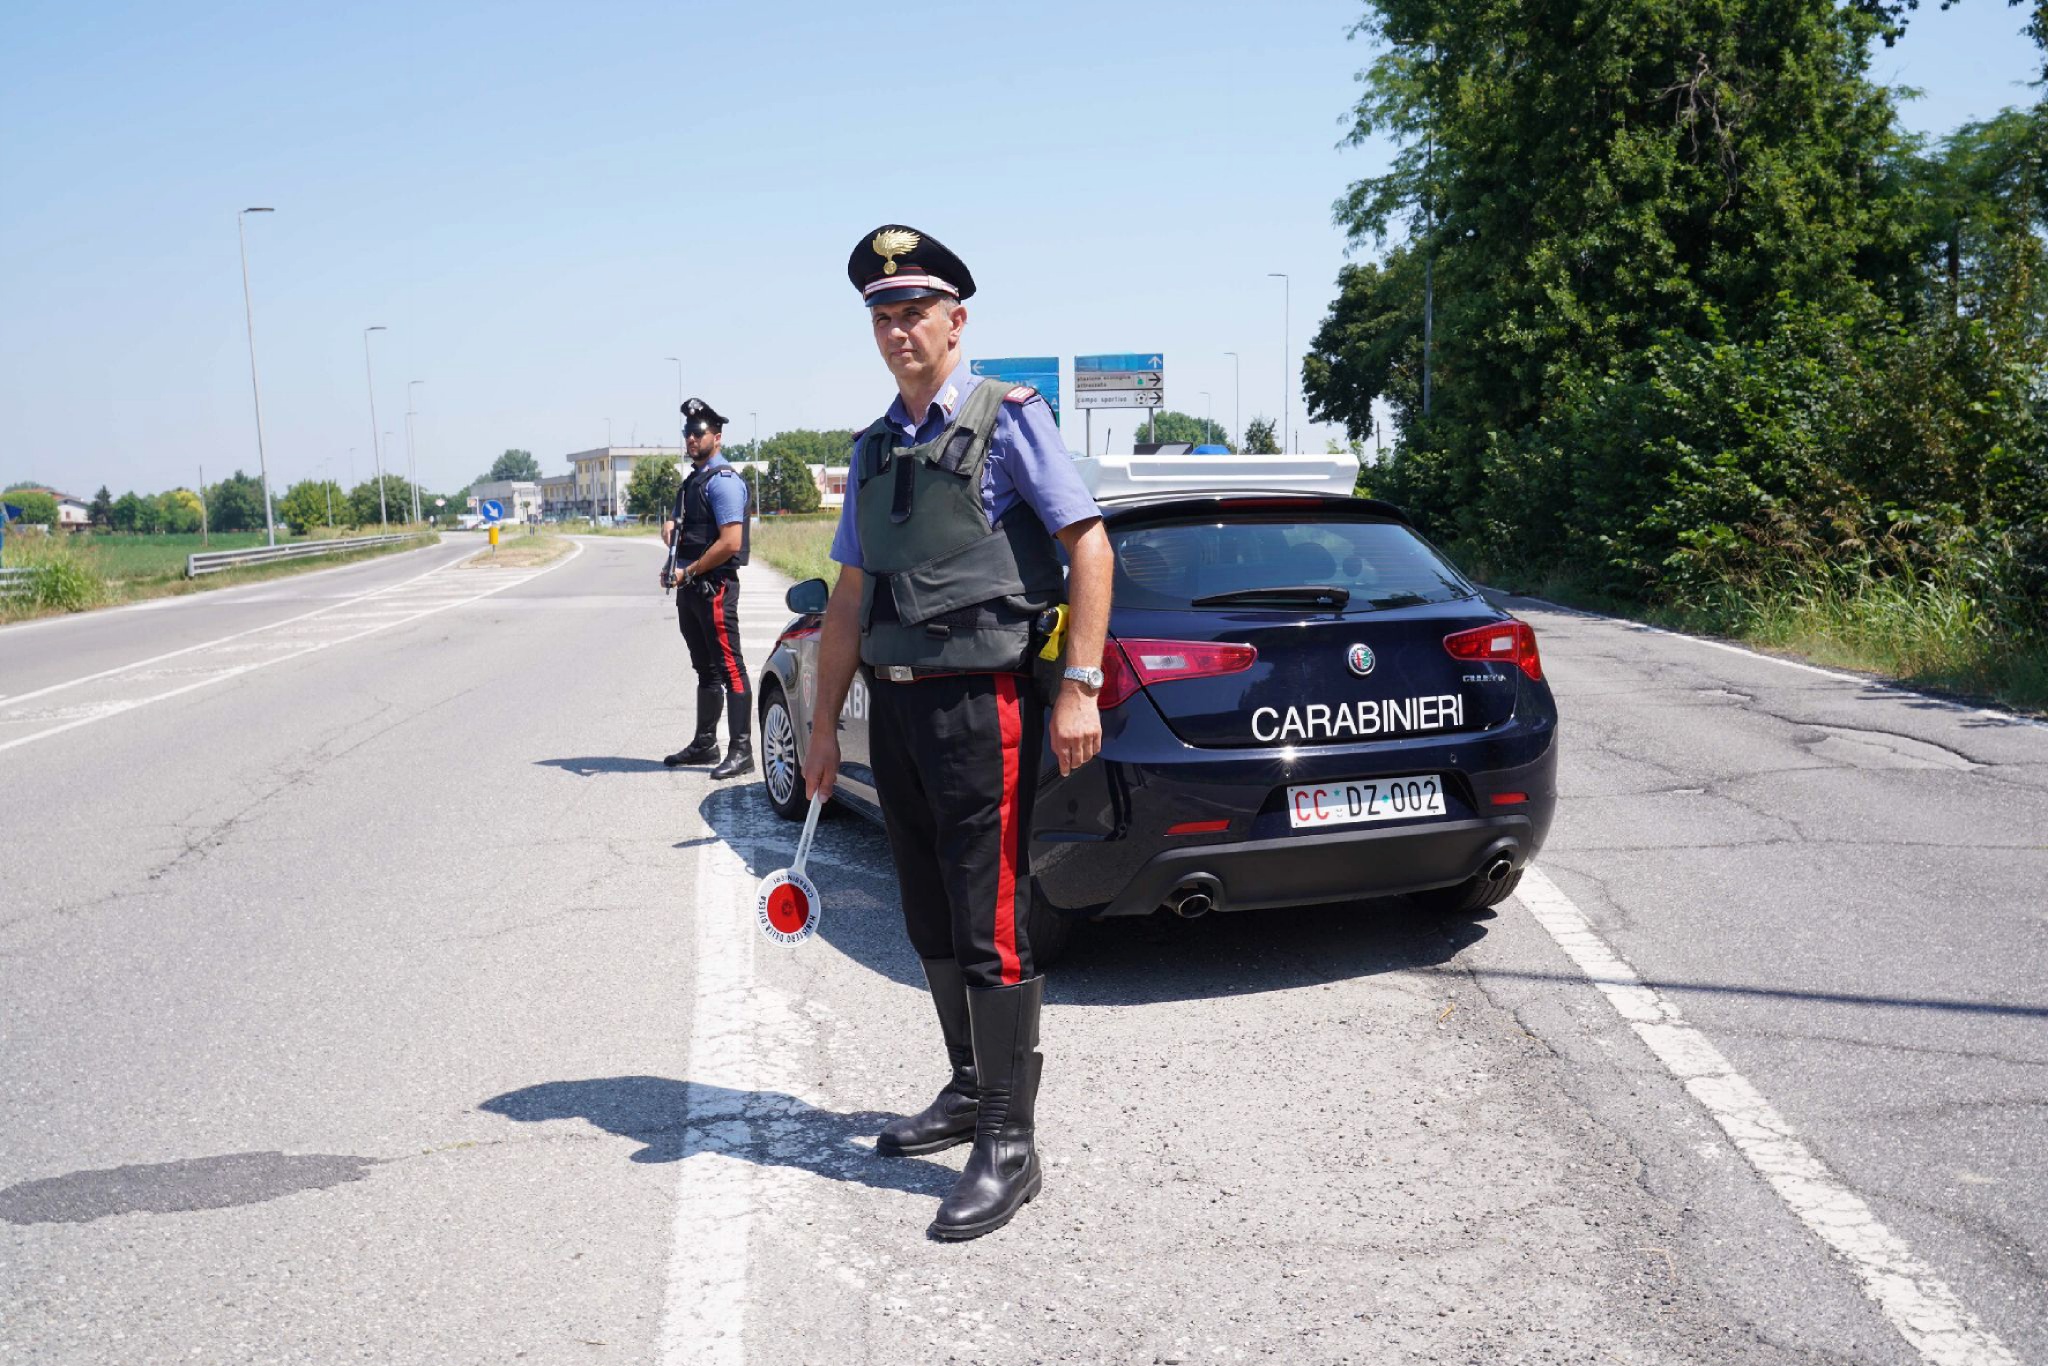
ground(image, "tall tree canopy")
xmin=486 ymin=450 xmax=541 ymax=482
xmin=1306 ymin=0 xmax=2048 ymax=626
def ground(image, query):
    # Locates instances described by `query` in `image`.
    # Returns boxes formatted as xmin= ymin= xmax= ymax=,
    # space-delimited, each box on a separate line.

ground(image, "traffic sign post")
xmin=970 ymin=357 xmax=1060 ymax=423
xmin=1076 ymin=353 xmax=1165 ymax=451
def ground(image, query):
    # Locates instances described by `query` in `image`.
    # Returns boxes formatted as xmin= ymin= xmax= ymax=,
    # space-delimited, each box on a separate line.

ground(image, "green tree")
xmin=1242 ymin=417 xmax=1280 ymax=455
xmin=1136 ymin=410 xmax=1232 ymax=449
xmin=155 ymin=489 xmax=203 ymax=534
xmin=487 ymin=449 xmax=541 ymax=482
xmin=628 ymin=455 xmax=682 ymax=518
xmin=208 ymin=470 xmax=267 ymax=533
xmin=89 ymin=486 xmax=113 ymax=527
xmin=5 ymin=489 xmax=59 ymax=526
xmin=761 ymin=447 xmax=821 ymax=514
xmin=279 ymin=479 xmax=344 ymax=535
xmin=110 ymin=491 xmax=146 ymax=532
xmin=348 ymin=474 xmax=417 ymax=526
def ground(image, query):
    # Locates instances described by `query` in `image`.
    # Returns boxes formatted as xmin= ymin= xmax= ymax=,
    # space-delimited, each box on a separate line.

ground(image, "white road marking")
xmin=0 ymin=543 xmax=581 ymax=755
xmin=661 ymin=818 xmax=760 ymax=1366
xmin=1515 ymin=867 xmax=2019 ymax=1366
xmin=0 ymin=546 xmax=479 ymax=710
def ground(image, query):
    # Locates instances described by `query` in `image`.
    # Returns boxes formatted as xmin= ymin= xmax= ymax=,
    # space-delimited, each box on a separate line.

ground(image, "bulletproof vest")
xmin=677 ymin=460 xmax=750 ymax=578
xmin=854 ymin=380 xmax=1067 ymax=672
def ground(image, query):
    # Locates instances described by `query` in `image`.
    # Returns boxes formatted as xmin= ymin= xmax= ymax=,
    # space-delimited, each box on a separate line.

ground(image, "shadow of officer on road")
xmin=480 ymin=1075 xmax=957 ymax=1199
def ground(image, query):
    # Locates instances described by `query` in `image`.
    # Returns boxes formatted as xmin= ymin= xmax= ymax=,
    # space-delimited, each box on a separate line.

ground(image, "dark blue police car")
xmin=754 ymin=457 xmax=1557 ymax=960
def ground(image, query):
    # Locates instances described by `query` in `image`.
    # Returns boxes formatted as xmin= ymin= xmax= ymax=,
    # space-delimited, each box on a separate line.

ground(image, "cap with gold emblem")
xmin=847 ymin=224 xmax=977 ymax=307
xmin=680 ymin=397 xmax=728 ymax=436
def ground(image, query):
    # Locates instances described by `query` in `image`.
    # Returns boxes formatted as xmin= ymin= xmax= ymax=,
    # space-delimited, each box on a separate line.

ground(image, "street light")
xmin=406 ymin=380 xmax=425 ymax=524
xmin=1222 ymin=351 xmax=1241 ymax=450
xmin=236 ymin=207 xmax=279 ymax=546
xmin=1267 ymin=273 xmax=1290 ymax=452
xmin=363 ymin=326 xmax=389 ymax=527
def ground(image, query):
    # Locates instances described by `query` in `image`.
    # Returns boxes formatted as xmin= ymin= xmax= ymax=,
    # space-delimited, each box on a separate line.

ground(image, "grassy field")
xmin=1524 ymin=566 xmax=2048 ymax=717
xmin=459 ymin=526 xmax=573 ymax=569
xmin=751 ymin=514 xmax=839 ymax=586
xmin=0 ymin=528 xmax=439 ymax=623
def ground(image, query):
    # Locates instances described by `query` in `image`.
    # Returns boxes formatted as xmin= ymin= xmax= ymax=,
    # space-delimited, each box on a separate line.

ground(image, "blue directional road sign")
xmin=970 ymin=356 xmax=1060 ymax=422
xmin=481 ymin=499 xmax=504 ymax=522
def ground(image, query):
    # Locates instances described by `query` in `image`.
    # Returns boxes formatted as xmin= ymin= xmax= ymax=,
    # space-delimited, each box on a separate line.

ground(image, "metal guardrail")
xmin=186 ymin=532 xmax=425 ymax=578
xmin=0 ymin=566 xmax=32 ymax=597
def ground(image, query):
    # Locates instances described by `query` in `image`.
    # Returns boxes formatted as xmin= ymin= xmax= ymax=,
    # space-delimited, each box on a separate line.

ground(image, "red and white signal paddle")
xmin=754 ymin=793 xmax=824 ymax=944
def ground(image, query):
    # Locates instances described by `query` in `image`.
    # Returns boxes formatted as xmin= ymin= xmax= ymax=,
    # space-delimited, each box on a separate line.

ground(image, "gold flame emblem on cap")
xmin=872 ymin=228 xmax=920 ymax=276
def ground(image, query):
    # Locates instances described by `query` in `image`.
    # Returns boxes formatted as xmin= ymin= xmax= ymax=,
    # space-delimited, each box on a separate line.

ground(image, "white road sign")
xmin=1076 ymin=389 xmax=1163 ymax=409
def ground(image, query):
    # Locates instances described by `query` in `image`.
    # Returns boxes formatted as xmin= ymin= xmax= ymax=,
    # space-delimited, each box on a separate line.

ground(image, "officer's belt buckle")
xmin=883 ymin=666 xmax=917 ymax=683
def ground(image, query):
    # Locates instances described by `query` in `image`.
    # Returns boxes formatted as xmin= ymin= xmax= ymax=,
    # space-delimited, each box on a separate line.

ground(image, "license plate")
xmin=1286 ymin=775 xmax=1445 ymax=829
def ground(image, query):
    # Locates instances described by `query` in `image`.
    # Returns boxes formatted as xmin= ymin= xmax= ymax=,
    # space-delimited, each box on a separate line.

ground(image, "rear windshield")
xmin=1109 ymin=513 xmax=1477 ymax=611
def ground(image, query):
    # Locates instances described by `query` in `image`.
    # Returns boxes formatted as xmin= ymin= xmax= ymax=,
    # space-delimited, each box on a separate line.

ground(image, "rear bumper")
xmin=1078 ymin=813 xmax=1536 ymax=918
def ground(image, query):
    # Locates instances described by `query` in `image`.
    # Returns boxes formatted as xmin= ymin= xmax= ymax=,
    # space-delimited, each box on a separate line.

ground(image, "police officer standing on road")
xmin=661 ymin=397 xmax=754 ymax=781
xmin=800 ymin=226 xmax=1114 ymax=1240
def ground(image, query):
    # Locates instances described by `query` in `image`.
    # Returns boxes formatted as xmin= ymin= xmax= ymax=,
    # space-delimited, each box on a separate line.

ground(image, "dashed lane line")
xmin=0 ymin=544 xmax=480 ymax=712
xmin=1515 ymin=867 xmax=2019 ymax=1366
xmin=0 ymin=542 xmax=582 ymax=756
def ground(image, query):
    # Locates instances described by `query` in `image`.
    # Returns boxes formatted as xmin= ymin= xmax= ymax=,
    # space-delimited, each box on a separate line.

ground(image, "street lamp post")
xmin=363 ymin=326 xmax=389 ymax=527
xmin=1200 ymin=391 xmax=1212 ymax=442
xmin=406 ymin=379 xmax=424 ymax=524
xmin=749 ymin=411 xmax=760 ymax=513
xmin=1223 ymin=351 xmax=1241 ymax=450
xmin=237 ymin=207 xmax=279 ymax=546
xmin=1267 ymin=273 xmax=1290 ymax=452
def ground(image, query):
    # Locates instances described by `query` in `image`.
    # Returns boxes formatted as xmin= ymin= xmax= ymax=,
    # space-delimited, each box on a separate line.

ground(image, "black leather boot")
xmin=929 ymin=976 xmax=1044 ymax=1241
xmin=877 ymin=957 xmax=977 ymax=1156
xmin=708 ymin=691 xmax=753 ymax=780
xmin=664 ymin=688 xmax=723 ymax=766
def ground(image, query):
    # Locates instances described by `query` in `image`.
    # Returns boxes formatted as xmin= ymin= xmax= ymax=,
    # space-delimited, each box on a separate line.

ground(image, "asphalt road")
xmin=2 ymin=532 xmax=2041 ymax=1365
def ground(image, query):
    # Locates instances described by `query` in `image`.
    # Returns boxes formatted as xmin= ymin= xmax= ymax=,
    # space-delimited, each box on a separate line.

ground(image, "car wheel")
xmin=1410 ymin=866 xmax=1523 ymax=916
xmin=1027 ymin=883 xmax=1079 ymax=968
xmin=759 ymin=685 xmax=807 ymax=821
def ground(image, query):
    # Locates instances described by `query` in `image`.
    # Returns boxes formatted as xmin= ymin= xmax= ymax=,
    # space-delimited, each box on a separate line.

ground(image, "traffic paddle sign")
xmin=754 ymin=793 xmax=825 ymax=944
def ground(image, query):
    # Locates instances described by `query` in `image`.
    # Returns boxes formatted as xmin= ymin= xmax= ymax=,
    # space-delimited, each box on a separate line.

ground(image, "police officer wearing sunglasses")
xmin=662 ymin=397 xmax=754 ymax=780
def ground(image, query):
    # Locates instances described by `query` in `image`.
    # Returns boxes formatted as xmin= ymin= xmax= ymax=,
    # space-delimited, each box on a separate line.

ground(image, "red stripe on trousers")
xmin=992 ymin=674 xmax=1023 ymax=986
xmin=711 ymin=583 xmax=745 ymax=693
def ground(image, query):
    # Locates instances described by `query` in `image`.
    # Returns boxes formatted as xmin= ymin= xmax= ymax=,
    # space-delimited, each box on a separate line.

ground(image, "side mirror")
xmin=785 ymin=578 xmax=830 ymax=615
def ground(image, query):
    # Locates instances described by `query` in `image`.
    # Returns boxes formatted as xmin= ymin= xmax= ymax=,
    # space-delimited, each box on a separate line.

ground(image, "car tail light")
xmin=1166 ymin=819 xmax=1232 ymax=836
xmin=1443 ymin=620 xmax=1543 ymax=681
xmin=1489 ymin=792 xmax=1528 ymax=806
xmin=1098 ymin=637 xmax=1258 ymax=709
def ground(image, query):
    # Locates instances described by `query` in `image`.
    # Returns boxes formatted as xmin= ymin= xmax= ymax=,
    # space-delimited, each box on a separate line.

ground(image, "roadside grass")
xmin=461 ymin=527 xmax=572 ymax=569
xmin=0 ymin=529 xmax=440 ymax=625
xmin=1517 ymin=565 xmax=2048 ymax=716
xmin=751 ymin=514 xmax=839 ymax=586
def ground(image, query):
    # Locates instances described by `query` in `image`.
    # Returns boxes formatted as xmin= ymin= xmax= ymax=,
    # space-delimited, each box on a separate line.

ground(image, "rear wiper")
xmin=1362 ymin=591 xmax=1431 ymax=609
xmin=1192 ymin=585 xmax=1351 ymax=609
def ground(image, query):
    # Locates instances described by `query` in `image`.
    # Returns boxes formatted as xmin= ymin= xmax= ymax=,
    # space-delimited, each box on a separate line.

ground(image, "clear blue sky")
xmin=1 ymin=0 xmax=2037 ymax=498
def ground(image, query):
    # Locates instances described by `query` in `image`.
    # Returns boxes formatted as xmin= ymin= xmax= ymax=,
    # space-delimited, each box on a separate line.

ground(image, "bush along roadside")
xmin=0 ymin=537 xmax=108 ymax=615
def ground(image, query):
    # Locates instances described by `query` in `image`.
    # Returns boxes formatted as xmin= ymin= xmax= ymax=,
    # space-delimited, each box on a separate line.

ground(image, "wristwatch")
xmin=1062 ymin=664 xmax=1104 ymax=692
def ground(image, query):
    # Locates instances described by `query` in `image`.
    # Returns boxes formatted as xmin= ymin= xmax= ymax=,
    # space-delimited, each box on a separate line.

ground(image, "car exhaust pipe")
xmin=1483 ymin=856 xmax=1514 ymax=884
xmin=1167 ymin=874 xmax=1224 ymax=920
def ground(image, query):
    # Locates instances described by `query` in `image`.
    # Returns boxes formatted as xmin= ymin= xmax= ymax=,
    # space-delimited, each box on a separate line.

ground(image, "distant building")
xmin=538 ymin=472 xmax=576 ymax=517
xmin=564 ymin=446 xmax=678 ymax=519
xmin=468 ymin=479 xmax=543 ymax=523
xmin=9 ymin=488 xmax=91 ymax=530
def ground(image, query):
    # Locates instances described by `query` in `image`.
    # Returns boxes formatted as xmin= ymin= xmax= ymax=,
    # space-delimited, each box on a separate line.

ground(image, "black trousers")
xmin=677 ymin=576 xmax=747 ymax=695
xmin=869 ymin=672 xmax=1042 ymax=991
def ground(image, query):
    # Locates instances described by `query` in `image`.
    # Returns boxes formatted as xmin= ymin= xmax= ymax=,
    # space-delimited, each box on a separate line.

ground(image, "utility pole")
xmin=1223 ymin=351 xmax=1241 ymax=450
xmin=198 ymin=464 xmax=209 ymax=545
xmin=1268 ymin=273 xmax=1290 ymax=451
xmin=236 ymin=207 xmax=279 ymax=546
xmin=363 ymin=326 xmax=389 ymax=527
xmin=406 ymin=380 xmax=425 ymax=523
